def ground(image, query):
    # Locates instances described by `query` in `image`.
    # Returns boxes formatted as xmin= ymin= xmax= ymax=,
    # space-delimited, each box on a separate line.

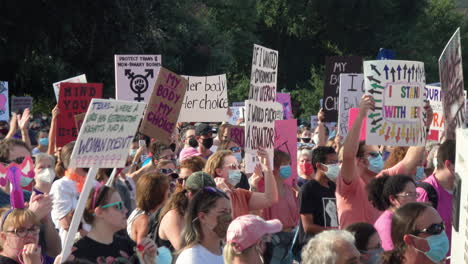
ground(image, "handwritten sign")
xmin=178 ymin=74 xmax=229 ymax=122
xmin=244 ymin=100 xmax=283 ymax=173
xmin=11 ymin=96 xmax=33 ymax=113
xmin=139 ymin=67 xmax=187 ymax=144
xmin=232 ymin=102 xmax=245 ymax=107
xmin=228 ymin=107 xmax=245 ymax=125
xmin=338 ymin=74 xmax=364 ymax=141
xmin=115 ymin=55 xmax=162 ymax=103
xmin=276 ymin=93 xmax=293 ymax=120
xmin=248 ymin=44 xmax=278 ymax=103
xmin=57 ymin=83 xmax=103 ymax=147
xmin=74 ymin=113 xmax=86 ymax=134
xmin=424 ymin=85 xmax=444 ymax=141
xmin=275 ymin=119 xmax=297 ymax=186
xmin=230 ymin=126 xmax=245 ymax=148
xmin=364 ymin=60 xmax=426 ymax=146
xmin=0 ymin=82 xmax=8 ymax=121
xmin=323 ymin=56 xmax=362 ymax=122
xmin=439 ymin=28 xmax=466 ymax=140
xmin=53 ymin=74 xmax=87 ymax=102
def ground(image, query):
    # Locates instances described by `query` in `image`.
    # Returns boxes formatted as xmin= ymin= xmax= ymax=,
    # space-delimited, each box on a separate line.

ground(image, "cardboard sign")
xmin=228 ymin=107 xmax=245 ymax=125
xmin=74 ymin=113 xmax=86 ymax=134
xmin=68 ymin=99 xmax=145 ymax=168
xmin=139 ymin=68 xmax=187 ymax=144
xmin=115 ymin=55 xmax=162 ymax=103
xmin=276 ymin=93 xmax=293 ymax=120
xmin=57 ymin=83 xmax=103 ymax=147
xmin=364 ymin=60 xmax=426 ymax=146
xmin=439 ymin=28 xmax=466 ymax=140
xmin=244 ymin=100 xmax=283 ymax=173
xmin=348 ymin=108 xmax=367 ymax=141
xmin=323 ymin=56 xmax=362 ymax=122
xmin=274 ymin=119 xmax=297 ymax=186
xmin=338 ymin=74 xmax=364 ymax=141
xmin=248 ymin=44 xmax=278 ymax=103
xmin=11 ymin=96 xmax=33 ymax=113
xmin=229 ymin=126 xmax=245 ymax=148
xmin=178 ymin=74 xmax=229 ymax=122
xmin=424 ymin=85 xmax=444 ymax=141
xmin=0 ymin=82 xmax=9 ymax=121
xmin=52 ymin=74 xmax=87 ymax=102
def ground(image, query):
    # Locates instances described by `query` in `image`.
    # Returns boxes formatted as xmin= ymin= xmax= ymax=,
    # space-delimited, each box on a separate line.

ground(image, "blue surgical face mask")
xmin=228 ymin=170 xmax=242 ymax=186
xmin=38 ymin=137 xmax=48 ymax=146
xmin=279 ymin=165 xmax=292 ymax=179
xmin=233 ymin=152 xmax=242 ymax=163
xmin=415 ymin=166 xmax=425 ymax=181
xmin=367 ymin=154 xmax=384 ymax=174
xmin=129 ymin=149 xmax=137 ymax=157
xmin=20 ymin=176 xmax=34 ymax=187
xmin=361 ymin=247 xmax=384 ymax=264
xmin=413 ymin=231 xmax=449 ymax=263
xmin=156 ymin=246 xmax=173 ymax=264
xmin=324 ymin=163 xmax=340 ymax=181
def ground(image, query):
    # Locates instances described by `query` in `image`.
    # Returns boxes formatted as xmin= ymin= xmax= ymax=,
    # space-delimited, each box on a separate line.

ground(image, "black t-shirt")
xmin=297 ymin=179 xmax=337 ymax=246
xmin=0 ymin=255 xmax=18 ymax=264
xmin=73 ymin=234 xmax=138 ymax=263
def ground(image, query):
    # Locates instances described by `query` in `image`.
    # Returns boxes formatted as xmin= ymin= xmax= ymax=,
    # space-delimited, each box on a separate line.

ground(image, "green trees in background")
xmin=0 ymin=0 xmax=466 ymax=118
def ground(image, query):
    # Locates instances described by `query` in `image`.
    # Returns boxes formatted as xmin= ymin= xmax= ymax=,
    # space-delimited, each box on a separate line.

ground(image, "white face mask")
xmin=324 ymin=163 xmax=340 ymax=181
xmin=313 ymin=134 xmax=320 ymax=144
xmin=36 ymin=168 xmax=56 ymax=183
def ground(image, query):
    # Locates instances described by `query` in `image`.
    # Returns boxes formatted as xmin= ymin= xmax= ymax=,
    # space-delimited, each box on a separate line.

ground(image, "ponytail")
xmin=381 ymin=247 xmax=405 ymax=264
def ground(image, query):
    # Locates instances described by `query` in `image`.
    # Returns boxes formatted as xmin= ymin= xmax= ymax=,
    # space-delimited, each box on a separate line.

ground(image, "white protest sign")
xmin=178 ymin=74 xmax=229 ymax=122
xmin=52 ymin=74 xmax=87 ymax=102
xmin=0 ymin=82 xmax=8 ymax=121
xmin=364 ymin=60 xmax=426 ymax=146
xmin=11 ymin=96 xmax=33 ymax=113
xmin=115 ymin=55 xmax=162 ymax=103
xmin=338 ymin=74 xmax=364 ymax=141
xmin=248 ymin=44 xmax=278 ymax=103
xmin=424 ymin=85 xmax=444 ymax=141
xmin=232 ymin=102 xmax=245 ymax=107
xmin=244 ymin=100 xmax=283 ymax=173
xmin=228 ymin=106 xmax=245 ymax=125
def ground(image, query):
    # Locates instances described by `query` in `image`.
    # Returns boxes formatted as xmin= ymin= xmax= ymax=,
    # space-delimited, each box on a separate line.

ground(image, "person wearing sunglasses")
xmin=157 ymin=160 xmax=178 ymax=193
xmin=176 ymin=187 xmax=232 ymax=264
xmin=0 ymin=208 xmax=42 ymax=264
xmin=73 ymin=185 xmax=157 ymax=263
xmin=205 ymin=149 xmax=278 ymax=219
xmin=368 ymin=175 xmax=418 ymax=251
xmin=382 ymin=202 xmax=449 ymax=264
xmin=346 ymin=222 xmax=383 ymax=264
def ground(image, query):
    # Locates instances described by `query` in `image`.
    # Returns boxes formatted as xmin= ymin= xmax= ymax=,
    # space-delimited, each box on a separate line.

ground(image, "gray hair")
xmin=297 ymin=149 xmax=312 ymax=159
xmin=301 ymin=230 xmax=356 ymax=264
xmin=34 ymin=153 xmax=55 ymax=167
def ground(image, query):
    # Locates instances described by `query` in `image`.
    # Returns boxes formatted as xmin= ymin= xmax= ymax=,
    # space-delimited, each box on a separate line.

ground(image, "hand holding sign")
xmin=359 ymin=95 xmax=376 ymax=118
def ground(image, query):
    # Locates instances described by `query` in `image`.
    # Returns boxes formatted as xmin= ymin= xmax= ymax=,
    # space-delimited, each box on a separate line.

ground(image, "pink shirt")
xmin=377 ymin=161 xmax=406 ymax=177
xmin=336 ymin=171 xmax=382 ymax=229
xmin=259 ymin=183 xmax=299 ymax=229
xmin=374 ymin=210 xmax=394 ymax=250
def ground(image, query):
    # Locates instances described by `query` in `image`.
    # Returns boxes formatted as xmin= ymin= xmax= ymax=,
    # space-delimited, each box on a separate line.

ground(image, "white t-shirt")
xmin=175 ymin=244 xmax=223 ymax=264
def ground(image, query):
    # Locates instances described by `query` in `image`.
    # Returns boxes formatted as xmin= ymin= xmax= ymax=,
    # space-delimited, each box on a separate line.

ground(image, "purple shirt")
xmin=374 ymin=210 xmax=394 ymax=251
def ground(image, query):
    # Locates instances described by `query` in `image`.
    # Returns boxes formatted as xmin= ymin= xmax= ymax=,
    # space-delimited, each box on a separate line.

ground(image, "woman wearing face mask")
xmin=0 ymin=208 xmax=42 ymax=264
xmin=32 ymin=130 xmax=49 ymax=155
xmin=33 ymin=153 xmax=56 ymax=194
xmin=204 ymin=150 xmax=278 ymax=219
xmin=298 ymin=127 xmax=312 ymax=144
xmin=297 ymin=149 xmax=314 ymax=187
xmin=346 ymin=222 xmax=383 ymax=264
xmin=224 ymin=215 xmax=282 ymax=264
xmin=382 ymin=202 xmax=449 ymax=264
xmin=218 ymin=141 xmax=250 ymax=191
xmin=176 ymin=187 xmax=232 ymax=264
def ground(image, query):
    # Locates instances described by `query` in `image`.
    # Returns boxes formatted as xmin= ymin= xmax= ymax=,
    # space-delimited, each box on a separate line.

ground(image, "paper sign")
xmin=115 ymin=55 xmax=162 ymax=103
xmin=323 ymin=56 xmax=362 ymax=122
xmin=338 ymin=74 xmax=364 ymax=141
xmin=232 ymin=102 xmax=245 ymax=107
xmin=244 ymin=100 xmax=283 ymax=173
xmin=139 ymin=68 xmax=188 ymax=144
xmin=11 ymin=96 xmax=33 ymax=113
xmin=52 ymin=74 xmax=87 ymax=102
xmin=74 ymin=113 xmax=86 ymax=134
xmin=230 ymin=126 xmax=245 ymax=148
xmin=68 ymin=99 xmax=145 ymax=168
xmin=228 ymin=107 xmax=245 ymax=125
xmin=348 ymin=108 xmax=367 ymax=141
xmin=178 ymin=74 xmax=229 ymax=122
xmin=276 ymin=93 xmax=293 ymax=120
xmin=275 ymin=119 xmax=297 ymax=186
xmin=364 ymin=60 xmax=426 ymax=146
xmin=439 ymin=28 xmax=466 ymax=140
xmin=57 ymin=83 xmax=103 ymax=147
xmin=0 ymin=82 xmax=9 ymax=121
xmin=248 ymin=44 xmax=278 ymax=103
xmin=424 ymin=85 xmax=444 ymax=141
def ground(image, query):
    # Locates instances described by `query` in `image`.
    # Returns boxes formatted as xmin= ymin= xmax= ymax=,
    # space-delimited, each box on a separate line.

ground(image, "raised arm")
xmin=18 ymin=108 xmax=31 ymax=149
xmin=48 ymin=105 xmax=59 ymax=155
xmin=316 ymin=109 xmax=327 ymax=147
xmin=5 ymin=113 xmax=18 ymax=139
xmin=248 ymin=149 xmax=278 ymax=210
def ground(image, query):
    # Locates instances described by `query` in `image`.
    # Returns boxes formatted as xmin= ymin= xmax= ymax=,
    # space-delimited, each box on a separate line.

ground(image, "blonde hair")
xmin=0 ymin=208 xmax=39 ymax=249
xmin=223 ymin=243 xmax=256 ymax=264
xmin=204 ymin=150 xmax=233 ymax=178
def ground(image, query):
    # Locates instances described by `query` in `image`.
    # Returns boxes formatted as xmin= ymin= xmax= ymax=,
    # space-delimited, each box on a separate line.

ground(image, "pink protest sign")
xmin=276 ymin=93 xmax=293 ymax=119
xmin=348 ymin=108 xmax=366 ymax=141
xmin=275 ymin=119 xmax=297 ymax=186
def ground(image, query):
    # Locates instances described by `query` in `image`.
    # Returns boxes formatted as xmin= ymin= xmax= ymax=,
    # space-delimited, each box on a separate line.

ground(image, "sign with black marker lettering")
xmin=53 ymin=74 xmax=87 ymax=102
xmin=338 ymin=74 xmax=364 ymax=141
xmin=249 ymin=44 xmax=278 ymax=103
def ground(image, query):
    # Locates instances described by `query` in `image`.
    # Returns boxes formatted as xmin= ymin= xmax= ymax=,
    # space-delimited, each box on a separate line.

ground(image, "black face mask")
xmin=202 ymin=137 xmax=214 ymax=149
xmin=302 ymin=137 xmax=311 ymax=143
xmin=188 ymin=137 xmax=199 ymax=148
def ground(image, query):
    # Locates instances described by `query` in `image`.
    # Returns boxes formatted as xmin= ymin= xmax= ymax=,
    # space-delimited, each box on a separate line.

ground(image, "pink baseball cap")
xmin=179 ymin=147 xmax=201 ymax=161
xmin=226 ymin=215 xmax=282 ymax=252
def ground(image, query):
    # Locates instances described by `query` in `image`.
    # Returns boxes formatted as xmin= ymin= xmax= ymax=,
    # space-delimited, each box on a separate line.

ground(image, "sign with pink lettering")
xmin=424 ymin=85 xmax=444 ymax=141
xmin=364 ymin=60 xmax=426 ymax=146
xmin=229 ymin=126 xmax=245 ymax=148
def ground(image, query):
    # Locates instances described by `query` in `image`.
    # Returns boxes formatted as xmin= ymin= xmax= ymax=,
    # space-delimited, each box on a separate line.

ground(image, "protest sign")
xmin=364 ymin=60 xmax=426 ymax=146
xmin=178 ymin=74 xmax=229 ymax=122
xmin=0 ymin=82 xmax=8 ymax=121
xmin=424 ymin=85 xmax=444 ymax=141
xmin=310 ymin=115 xmax=319 ymax=131
xmin=57 ymin=83 xmax=103 ymax=147
xmin=115 ymin=55 xmax=162 ymax=103
xmin=276 ymin=93 xmax=293 ymax=120
xmin=53 ymin=74 xmax=87 ymax=102
xmin=139 ymin=67 xmax=187 ymax=144
xmin=244 ymin=100 xmax=283 ymax=173
xmin=275 ymin=119 xmax=297 ymax=186
xmin=439 ymin=28 xmax=466 ymax=140
xmin=338 ymin=74 xmax=364 ymax=141
xmin=228 ymin=106 xmax=245 ymax=125
xmin=348 ymin=108 xmax=367 ymax=141
xmin=74 ymin=113 xmax=86 ymax=134
xmin=11 ymin=96 xmax=33 ymax=113
xmin=232 ymin=102 xmax=245 ymax=107
xmin=230 ymin=126 xmax=245 ymax=148
xmin=376 ymin=48 xmax=396 ymax=60
xmin=61 ymin=98 xmax=145 ymax=262
xmin=323 ymin=56 xmax=362 ymax=122
xmin=248 ymin=44 xmax=278 ymax=103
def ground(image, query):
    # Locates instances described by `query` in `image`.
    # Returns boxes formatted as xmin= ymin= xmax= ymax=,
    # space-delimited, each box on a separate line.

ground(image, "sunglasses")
xmin=203 ymin=186 xmax=230 ymax=199
xmin=368 ymin=151 xmax=382 ymax=158
xmin=224 ymin=163 xmax=241 ymax=170
xmin=230 ymin=147 xmax=241 ymax=153
xmin=177 ymin=177 xmax=186 ymax=184
xmin=0 ymin=156 xmax=35 ymax=165
xmin=412 ymin=222 xmax=445 ymax=236
xmin=396 ymin=192 xmax=420 ymax=198
xmin=159 ymin=168 xmax=177 ymax=175
xmin=101 ymin=201 xmax=125 ymax=211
